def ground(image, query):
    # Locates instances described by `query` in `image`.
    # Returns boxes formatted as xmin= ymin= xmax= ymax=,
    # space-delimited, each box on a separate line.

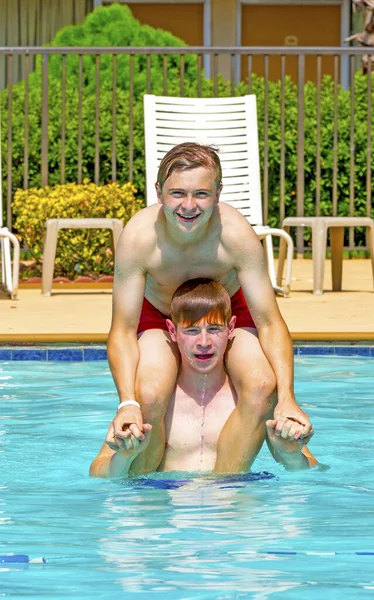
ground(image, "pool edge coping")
xmin=1 ymin=332 xmax=374 ymax=343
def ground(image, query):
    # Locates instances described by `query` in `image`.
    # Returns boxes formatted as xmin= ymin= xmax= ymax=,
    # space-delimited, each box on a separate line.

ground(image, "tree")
xmin=346 ymin=0 xmax=374 ymax=72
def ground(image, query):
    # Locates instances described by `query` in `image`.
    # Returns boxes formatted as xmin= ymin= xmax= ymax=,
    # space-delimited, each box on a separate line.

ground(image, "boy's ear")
xmin=216 ymin=182 xmax=223 ymax=203
xmin=228 ymin=316 xmax=236 ymax=339
xmin=166 ymin=319 xmax=177 ymax=342
xmin=155 ymin=182 xmax=162 ymax=204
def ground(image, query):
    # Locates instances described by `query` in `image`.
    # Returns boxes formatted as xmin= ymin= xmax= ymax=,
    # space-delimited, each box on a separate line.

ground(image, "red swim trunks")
xmin=137 ymin=288 xmax=256 ymax=335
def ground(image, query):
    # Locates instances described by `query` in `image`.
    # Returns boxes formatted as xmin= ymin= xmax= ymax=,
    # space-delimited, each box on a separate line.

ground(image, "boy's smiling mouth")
xmin=176 ymin=213 xmax=200 ymax=223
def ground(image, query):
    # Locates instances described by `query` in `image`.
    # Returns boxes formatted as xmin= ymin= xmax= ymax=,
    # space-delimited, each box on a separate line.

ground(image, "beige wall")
xmin=211 ymin=0 xmax=237 ymax=76
xmin=212 ymin=0 xmax=236 ymax=46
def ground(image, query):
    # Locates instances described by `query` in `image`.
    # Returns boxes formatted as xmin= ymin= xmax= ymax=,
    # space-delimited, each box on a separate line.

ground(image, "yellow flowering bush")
xmin=13 ymin=180 xmax=142 ymax=279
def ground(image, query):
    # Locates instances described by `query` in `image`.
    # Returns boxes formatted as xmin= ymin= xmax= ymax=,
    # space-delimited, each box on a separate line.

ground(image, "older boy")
xmin=108 ymin=143 xmax=312 ymax=474
xmin=91 ymin=279 xmax=317 ymax=478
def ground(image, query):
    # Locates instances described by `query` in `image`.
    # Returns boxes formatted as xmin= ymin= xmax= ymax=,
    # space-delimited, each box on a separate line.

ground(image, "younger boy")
xmin=90 ymin=279 xmax=317 ymax=478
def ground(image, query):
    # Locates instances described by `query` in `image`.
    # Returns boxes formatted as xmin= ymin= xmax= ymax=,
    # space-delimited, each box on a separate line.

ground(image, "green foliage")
xmin=44 ymin=3 xmax=198 ymax=98
xmin=1 ymin=2 xmax=373 ymax=253
xmin=13 ymin=181 xmax=141 ymax=279
xmin=235 ymin=72 xmax=374 ymax=245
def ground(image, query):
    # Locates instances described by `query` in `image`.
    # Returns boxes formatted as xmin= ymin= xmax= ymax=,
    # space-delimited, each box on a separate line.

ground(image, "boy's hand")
xmin=266 ymin=418 xmax=314 ymax=456
xmin=111 ymin=405 xmax=144 ymax=450
xmin=106 ymin=421 xmax=152 ymax=458
xmin=274 ymin=399 xmax=313 ymax=440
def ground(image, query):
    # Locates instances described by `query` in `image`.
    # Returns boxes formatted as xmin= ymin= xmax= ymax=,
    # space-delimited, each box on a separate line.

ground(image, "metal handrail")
xmin=0 ymin=46 xmax=374 ymax=55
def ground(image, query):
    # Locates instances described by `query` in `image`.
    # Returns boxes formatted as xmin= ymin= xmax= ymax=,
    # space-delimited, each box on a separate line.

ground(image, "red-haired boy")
xmin=91 ymin=279 xmax=317 ymax=478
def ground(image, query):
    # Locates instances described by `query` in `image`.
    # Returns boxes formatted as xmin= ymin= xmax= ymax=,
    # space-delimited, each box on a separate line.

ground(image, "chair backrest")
xmin=144 ymin=94 xmax=264 ymax=226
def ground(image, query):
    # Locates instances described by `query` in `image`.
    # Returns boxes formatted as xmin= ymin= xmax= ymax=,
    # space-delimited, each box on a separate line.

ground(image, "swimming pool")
xmin=1 ymin=356 xmax=374 ymax=599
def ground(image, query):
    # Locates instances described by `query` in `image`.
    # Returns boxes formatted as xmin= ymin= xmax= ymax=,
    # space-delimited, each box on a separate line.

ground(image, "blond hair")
xmin=157 ymin=142 xmax=222 ymax=189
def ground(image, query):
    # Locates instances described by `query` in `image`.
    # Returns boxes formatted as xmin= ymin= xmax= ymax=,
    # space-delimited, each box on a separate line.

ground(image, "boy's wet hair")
xmin=157 ymin=142 xmax=222 ymax=190
xmin=170 ymin=278 xmax=231 ymax=327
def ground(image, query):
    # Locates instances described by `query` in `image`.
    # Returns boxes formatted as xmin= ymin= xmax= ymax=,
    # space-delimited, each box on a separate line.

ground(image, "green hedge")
xmin=1 ymin=3 xmax=373 ymax=248
xmin=13 ymin=181 xmax=141 ymax=279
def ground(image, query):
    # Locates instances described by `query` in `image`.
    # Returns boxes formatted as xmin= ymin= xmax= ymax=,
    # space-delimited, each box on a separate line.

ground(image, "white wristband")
xmin=117 ymin=400 xmax=141 ymax=412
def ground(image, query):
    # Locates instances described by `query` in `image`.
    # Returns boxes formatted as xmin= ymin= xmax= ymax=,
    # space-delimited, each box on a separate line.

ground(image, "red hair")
xmin=170 ymin=278 xmax=231 ymax=327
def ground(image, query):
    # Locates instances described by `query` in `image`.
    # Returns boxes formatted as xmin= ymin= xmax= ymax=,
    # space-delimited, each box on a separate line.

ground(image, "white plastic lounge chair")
xmin=0 ymin=228 xmax=20 ymax=300
xmin=0 ymin=105 xmax=20 ymax=300
xmin=143 ymin=94 xmax=294 ymax=296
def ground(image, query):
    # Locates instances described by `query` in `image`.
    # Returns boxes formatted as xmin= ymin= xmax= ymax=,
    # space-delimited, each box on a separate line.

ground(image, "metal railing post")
xmin=7 ymin=54 xmax=13 ymax=230
xmin=296 ymin=53 xmax=305 ymax=256
xmin=41 ymin=53 xmax=49 ymax=187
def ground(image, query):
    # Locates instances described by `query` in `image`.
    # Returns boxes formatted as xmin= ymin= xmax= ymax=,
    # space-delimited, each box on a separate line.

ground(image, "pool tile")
xmin=12 ymin=348 xmax=47 ymax=361
xmin=47 ymin=348 xmax=84 ymax=361
xmin=84 ymin=347 xmax=107 ymax=361
xmin=334 ymin=346 xmax=371 ymax=357
xmin=0 ymin=349 xmax=12 ymax=360
xmin=299 ymin=346 xmax=335 ymax=356
xmin=2 ymin=344 xmax=373 ymax=361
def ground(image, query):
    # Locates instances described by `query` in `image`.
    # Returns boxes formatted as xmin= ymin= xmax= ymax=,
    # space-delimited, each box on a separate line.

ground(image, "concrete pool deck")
xmin=0 ymin=258 xmax=373 ymax=343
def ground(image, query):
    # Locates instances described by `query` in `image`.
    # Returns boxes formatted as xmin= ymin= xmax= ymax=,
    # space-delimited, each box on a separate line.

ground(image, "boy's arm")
xmin=89 ymin=422 xmax=152 ymax=478
xmin=107 ymin=221 xmax=148 ymax=445
xmin=231 ymin=217 xmax=312 ymax=438
xmin=265 ymin=419 xmax=318 ymax=471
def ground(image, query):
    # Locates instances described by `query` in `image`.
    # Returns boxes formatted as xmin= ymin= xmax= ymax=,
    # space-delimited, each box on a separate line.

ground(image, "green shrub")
xmin=46 ymin=3 xmax=198 ymax=98
xmin=13 ymin=181 xmax=140 ymax=279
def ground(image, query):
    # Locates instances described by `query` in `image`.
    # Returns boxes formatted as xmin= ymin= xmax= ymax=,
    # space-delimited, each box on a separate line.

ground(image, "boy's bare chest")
xmin=147 ymin=242 xmax=234 ymax=286
xmin=165 ymin=389 xmax=236 ymax=451
xmin=158 ymin=383 xmax=237 ymax=471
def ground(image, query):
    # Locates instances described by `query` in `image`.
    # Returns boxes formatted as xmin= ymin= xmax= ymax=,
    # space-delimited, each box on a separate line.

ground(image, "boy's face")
xmin=155 ymin=167 xmax=222 ymax=235
xmin=166 ymin=316 xmax=236 ymax=374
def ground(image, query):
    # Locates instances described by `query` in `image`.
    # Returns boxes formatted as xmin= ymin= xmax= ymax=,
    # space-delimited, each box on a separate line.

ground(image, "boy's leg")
xmin=129 ymin=329 xmax=180 ymax=475
xmin=214 ymin=327 xmax=276 ymax=473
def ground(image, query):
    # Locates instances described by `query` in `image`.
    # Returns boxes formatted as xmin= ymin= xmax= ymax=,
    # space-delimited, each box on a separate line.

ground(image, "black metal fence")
xmin=1 ymin=46 xmax=373 ymax=253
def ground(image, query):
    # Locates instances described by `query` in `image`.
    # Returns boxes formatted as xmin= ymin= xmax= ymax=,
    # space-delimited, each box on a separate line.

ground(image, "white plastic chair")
xmin=0 ymin=104 xmax=20 ymax=300
xmin=0 ymin=227 xmax=20 ymax=300
xmin=41 ymin=218 xmax=123 ymax=296
xmin=143 ymin=94 xmax=293 ymax=296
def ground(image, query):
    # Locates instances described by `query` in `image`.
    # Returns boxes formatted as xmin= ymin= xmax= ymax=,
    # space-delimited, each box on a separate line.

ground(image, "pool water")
xmin=0 ymin=357 xmax=374 ymax=599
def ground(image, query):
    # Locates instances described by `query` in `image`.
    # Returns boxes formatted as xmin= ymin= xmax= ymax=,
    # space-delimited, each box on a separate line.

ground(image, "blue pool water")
xmin=0 ymin=356 xmax=374 ymax=599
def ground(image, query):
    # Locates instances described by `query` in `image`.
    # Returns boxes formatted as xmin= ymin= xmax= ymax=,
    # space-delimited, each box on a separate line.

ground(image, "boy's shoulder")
xmin=122 ymin=204 xmax=161 ymax=242
xmin=115 ymin=205 xmax=161 ymax=263
xmin=126 ymin=203 xmax=161 ymax=229
xmin=218 ymin=201 xmax=250 ymax=227
xmin=218 ymin=202 xmax=255 ymax=246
